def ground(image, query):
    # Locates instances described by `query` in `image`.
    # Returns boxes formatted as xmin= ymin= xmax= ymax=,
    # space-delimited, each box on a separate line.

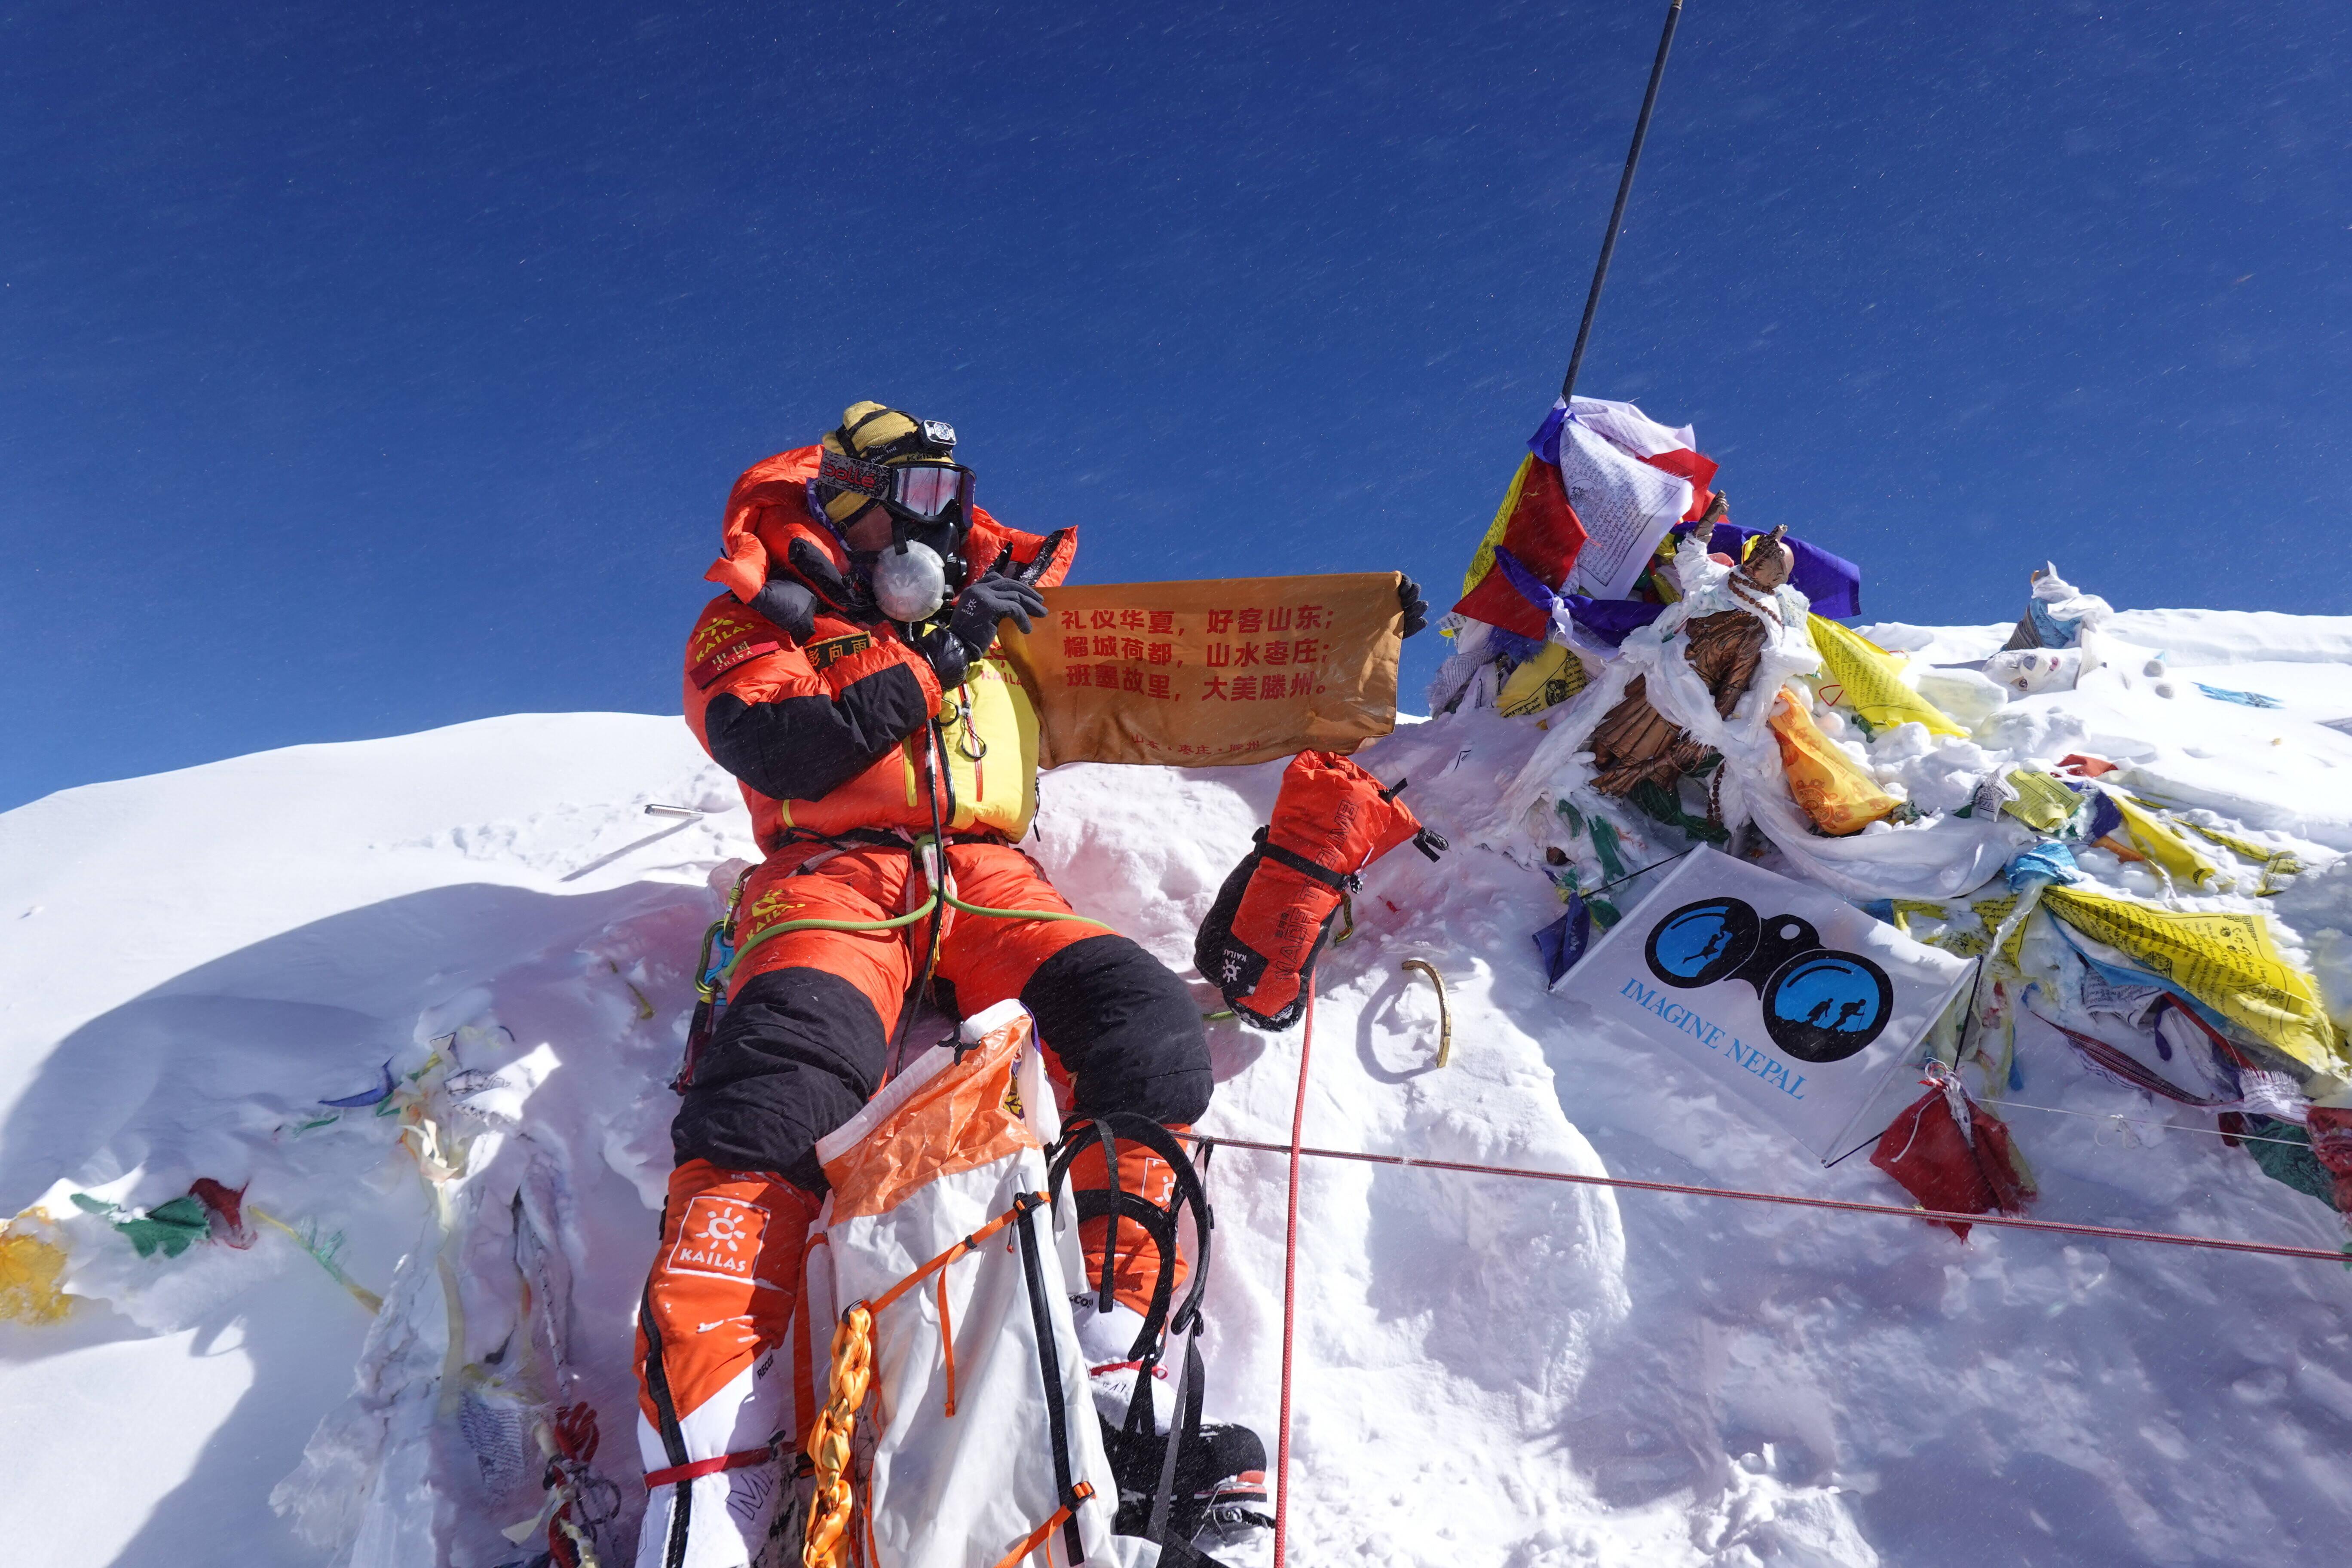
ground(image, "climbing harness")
xmin=671 ymin=726 xmax=1113 ymax=1095
xmin=673 ymin=869 xmax=750 ymax=1091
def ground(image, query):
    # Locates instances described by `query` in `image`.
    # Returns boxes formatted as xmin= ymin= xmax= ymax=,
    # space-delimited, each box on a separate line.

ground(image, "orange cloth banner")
xmin=1767 ymin=693 xmax=1903 ymax=836
xmin=999 ymin=572 xmax=1405 ymax=768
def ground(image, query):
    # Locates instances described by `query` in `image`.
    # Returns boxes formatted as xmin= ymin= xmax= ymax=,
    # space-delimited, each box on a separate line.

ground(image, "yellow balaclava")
xmin=817 ymin=401 xmax=946 ymax=526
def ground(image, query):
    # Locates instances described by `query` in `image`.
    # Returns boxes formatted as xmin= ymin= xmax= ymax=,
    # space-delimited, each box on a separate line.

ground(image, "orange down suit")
xmin=634 ymin=447 xmax=1208 ymax=1547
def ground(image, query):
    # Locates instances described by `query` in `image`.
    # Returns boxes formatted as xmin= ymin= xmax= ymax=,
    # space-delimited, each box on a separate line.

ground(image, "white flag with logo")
xmin=1556 ymin=848 xmax=1973 ymax=1160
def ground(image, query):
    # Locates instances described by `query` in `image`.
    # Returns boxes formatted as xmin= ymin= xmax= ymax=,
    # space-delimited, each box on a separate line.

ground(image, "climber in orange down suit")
xmin=633 ymin=404 xmax=1428 ymax=1567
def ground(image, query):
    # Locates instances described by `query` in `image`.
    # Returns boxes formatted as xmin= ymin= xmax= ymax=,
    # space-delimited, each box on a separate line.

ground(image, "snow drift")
xmin=4 ymin=603 xmax=2351 ymax=1566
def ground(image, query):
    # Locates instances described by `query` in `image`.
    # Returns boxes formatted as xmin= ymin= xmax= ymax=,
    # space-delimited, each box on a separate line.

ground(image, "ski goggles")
xmin=818 ymin=448 xmax=975 ymax=523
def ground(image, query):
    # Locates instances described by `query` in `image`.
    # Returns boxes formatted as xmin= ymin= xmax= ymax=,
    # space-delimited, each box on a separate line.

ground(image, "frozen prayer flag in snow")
xmin=1454 ymin=397 xmax=1721 ymax=633
xmin=1552 ymin=848 xmax=1974 ymax=1161
xmin=1530 ymin=397 xmax=1718 ymax=603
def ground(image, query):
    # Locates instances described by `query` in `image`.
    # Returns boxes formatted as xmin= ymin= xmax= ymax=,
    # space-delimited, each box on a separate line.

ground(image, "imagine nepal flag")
xmin=1553 ymin=848 xmax=1973 ymax=1161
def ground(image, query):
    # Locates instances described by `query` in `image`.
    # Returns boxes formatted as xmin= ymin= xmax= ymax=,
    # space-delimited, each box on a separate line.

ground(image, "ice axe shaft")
xmin=1560 ymin=0 xmax=1686 ymax=404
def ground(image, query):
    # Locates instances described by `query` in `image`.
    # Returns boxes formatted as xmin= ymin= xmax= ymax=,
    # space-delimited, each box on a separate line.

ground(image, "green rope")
xmin=937 ymin=889 xmax=1112 ymax=928
xmin=728 ymin=894 xmax=943 ymax=975
xmin=721 ymin=886 xmax=1113 ymax=987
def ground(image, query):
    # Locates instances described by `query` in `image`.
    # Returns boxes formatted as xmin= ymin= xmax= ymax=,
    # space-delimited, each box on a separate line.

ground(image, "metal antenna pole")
xmin=1560 ymin=0 xmax=1686 ymax=404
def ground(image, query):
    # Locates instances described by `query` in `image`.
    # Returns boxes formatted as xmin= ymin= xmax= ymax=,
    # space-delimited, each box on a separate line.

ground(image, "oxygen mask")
xmin=869 ymin=539 xmax=952 ymax=623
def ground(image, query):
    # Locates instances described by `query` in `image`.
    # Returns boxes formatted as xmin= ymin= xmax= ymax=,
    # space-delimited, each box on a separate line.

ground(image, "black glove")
xmin=787 ymin=537 xmax=878 ymax=620
xmin=1398 ymin=575 xmax=1429 ymax=638
xmin=916 ymin=571 xmax=1047 ymax=687
xmin=749 ymin=578 xmax=817 ymax=641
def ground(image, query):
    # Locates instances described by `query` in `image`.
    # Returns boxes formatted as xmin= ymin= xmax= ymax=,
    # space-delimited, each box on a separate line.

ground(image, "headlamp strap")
xmin=818 ymin=447 xmax=892 ymax=499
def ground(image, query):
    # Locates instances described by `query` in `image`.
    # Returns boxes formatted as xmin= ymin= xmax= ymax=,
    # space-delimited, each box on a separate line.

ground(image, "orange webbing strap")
xmin=864 ymin=1194 xmax=1041 ymax=1317
xmin=936 ymin=1271 xmax=958 ymax=1417
xmin=985 ymin=1482 xmax=1096 ymax=1568
xmin=644 ymin=1444 xmax=776 ymax=1489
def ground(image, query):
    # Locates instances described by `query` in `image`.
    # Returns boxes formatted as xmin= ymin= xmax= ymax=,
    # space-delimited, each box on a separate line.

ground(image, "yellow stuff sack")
xmin=1767 ymin=694 xmax=1902 ymax=836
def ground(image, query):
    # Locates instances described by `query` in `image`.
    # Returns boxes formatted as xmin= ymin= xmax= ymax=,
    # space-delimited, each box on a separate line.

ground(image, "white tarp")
xmin=805 ymin=1002 xmax=1130 ymax=1568
xmin=1554 ymin=848 xmax=1974 ymax=1161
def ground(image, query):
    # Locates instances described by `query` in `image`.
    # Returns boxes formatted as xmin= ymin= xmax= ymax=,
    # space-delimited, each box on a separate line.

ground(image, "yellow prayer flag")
xmin=0 ymin=1223 xmax=72 ymax=1324
xmin=2042 ymin=886 xmax=2347 ymax=1078
xmin=1496 ymin=642 xmax=1590 ymax=717
xmin=2108 ymin=796 xmax=2224 ymax=890
xmin=2002 ymin=770 xmax=2081 ymax=833
xmin=1458 ymin=456 xmax=1536 ymax=602
xmin=1808 ymin=616 xmax=1967 ymax=738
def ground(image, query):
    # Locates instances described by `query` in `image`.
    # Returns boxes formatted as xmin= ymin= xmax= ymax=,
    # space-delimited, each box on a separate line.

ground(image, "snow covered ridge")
xmin=1 ymin=605 xmax=2349 ymax=1565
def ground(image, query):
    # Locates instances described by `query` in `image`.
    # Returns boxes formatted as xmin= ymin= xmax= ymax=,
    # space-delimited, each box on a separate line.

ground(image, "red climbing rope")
xmin=1271 ymin=984 xmax=1316 ymax=1568
xmin=1178 ymin=1131 xmax=2352 ymax=1267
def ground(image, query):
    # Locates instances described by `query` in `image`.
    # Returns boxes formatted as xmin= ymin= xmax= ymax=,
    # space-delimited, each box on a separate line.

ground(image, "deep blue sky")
xmin=4 ymin=2 xmax=2346 ymax=811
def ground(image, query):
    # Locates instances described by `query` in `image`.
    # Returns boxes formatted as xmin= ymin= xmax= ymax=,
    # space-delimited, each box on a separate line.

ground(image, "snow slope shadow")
xmin=0 ymin=878 xmax=706 ymax=1568
xmin=1351 ymin=965 xmax=1443 ymax=1085
xmin=1 ymin=881 xmax=686 ymax=1210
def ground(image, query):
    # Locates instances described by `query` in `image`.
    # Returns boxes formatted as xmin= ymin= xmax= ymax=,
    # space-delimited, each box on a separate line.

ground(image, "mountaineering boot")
xmin=1067 ymin=1130 xmax=1271 ymax=1558
xmin=1077 ymin=1335 xmax=1270 ymax=1561
xmin=1167 ymin=1422 xmax=1272 ymax=1550
xmin=633 ymin=1159 xmax=817 ymax=1568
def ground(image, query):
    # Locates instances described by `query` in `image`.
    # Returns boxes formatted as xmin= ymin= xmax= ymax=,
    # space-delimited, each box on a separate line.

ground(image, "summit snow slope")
xmin=2 ymin=612 xmax=2350 ymax=1566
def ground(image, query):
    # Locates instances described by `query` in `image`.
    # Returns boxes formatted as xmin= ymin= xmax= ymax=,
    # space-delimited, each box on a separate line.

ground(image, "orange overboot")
xmin=1070 ymin=1133 xmax=1188 ymax=1318
xmin=1064 ymin=1124 xmax=1272 ymax=1546
xmin=1066 ymin=1130 xmax=1192 ymax=1433
xmin=633 ymin=1158 xmax=817 ymax=1568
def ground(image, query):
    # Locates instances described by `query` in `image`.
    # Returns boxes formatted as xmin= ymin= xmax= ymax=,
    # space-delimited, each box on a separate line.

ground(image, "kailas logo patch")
xmin=668 ymin=1193 xmax=769 ymax=1281
xmin=807 ymin=632 xmax=873 ymax=671
xmin=689 ymin=631 xmax=782 ymax=689
xmin=740 ymin=888 xmax=804 ymax=931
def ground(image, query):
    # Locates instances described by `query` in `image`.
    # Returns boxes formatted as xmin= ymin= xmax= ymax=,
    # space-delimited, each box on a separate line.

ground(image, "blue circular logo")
xmin=1645 ymin=899 xmax=1759 ymax=989
xmin=1762 ymin=952 xmax=1893 ymax=1063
